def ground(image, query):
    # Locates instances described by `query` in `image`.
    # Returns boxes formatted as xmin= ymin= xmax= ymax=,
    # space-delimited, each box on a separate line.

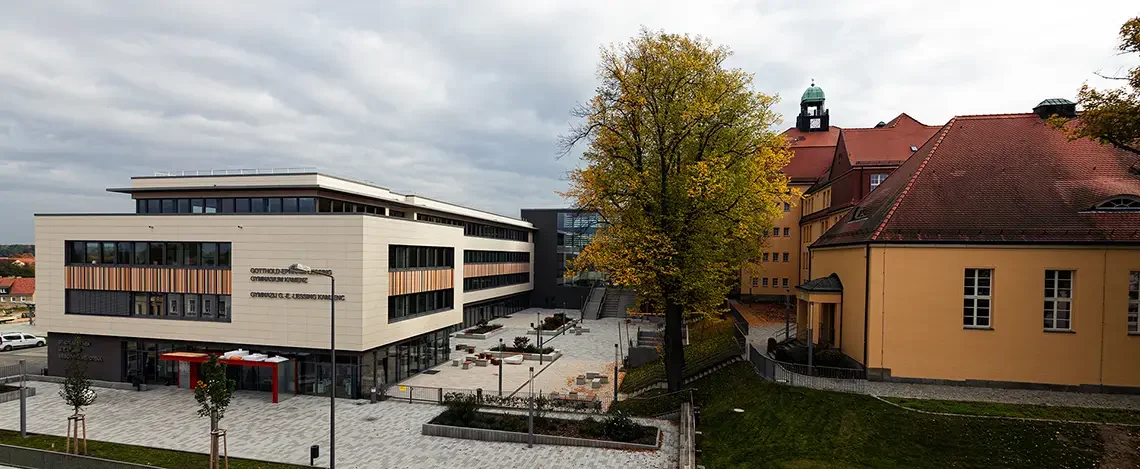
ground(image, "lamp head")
xmin=290 ymin=263 xmax=313 ymax=273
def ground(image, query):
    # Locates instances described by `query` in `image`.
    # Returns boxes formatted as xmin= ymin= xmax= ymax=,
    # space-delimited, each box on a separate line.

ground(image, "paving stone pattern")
xmin=0 ymin=381 xmax=677 ymax=468
xmin=401 ymin=311 xmax=633 ymax=405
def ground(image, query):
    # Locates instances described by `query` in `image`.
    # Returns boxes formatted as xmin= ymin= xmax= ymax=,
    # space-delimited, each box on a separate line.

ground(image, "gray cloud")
xmin=0 ymin=0 xmax=1136 ymax=242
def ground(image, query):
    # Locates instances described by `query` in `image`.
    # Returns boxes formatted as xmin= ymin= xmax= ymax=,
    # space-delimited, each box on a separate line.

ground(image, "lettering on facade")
xmin=57 ymin=340 xmax=104 ymax=363
xmin=250 ymin=276 xmax=309 ymax=283
xmin=250 ymin=292 xmax=346 ymax=301
xmin=250 ymin=267 xmax=333 ymax=276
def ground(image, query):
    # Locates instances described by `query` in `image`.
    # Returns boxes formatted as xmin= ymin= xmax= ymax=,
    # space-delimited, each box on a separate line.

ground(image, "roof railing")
xmin=152 ymin=167 xmax=318 ymax=177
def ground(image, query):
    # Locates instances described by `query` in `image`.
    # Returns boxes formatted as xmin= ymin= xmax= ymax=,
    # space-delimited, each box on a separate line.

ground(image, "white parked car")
xmin=0 ymin=332 xmax=45 ymax=351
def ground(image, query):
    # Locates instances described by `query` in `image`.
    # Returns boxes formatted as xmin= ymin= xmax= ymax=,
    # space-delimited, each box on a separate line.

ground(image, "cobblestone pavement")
xmin=400 ymin=310 xmax=631 ymax=405
xmin=0 ymin=381 xmax=677 ymax=469
xmin=867 ymin=381 xmax=1140 ymax=410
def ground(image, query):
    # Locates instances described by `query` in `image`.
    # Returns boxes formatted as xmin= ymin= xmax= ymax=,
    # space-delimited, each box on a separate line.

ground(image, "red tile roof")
xmin=0 ymin=278 xmax=13 ymax=289
xmin=814 ymin=113 xmax=1140 ymax=247
xmin=840 ymin=114 xmax=940 ymax=167
xmin=8 ymin=278 xmax=34 ymax=296
xmin=781 ymin=126 xmax=841 ymax=181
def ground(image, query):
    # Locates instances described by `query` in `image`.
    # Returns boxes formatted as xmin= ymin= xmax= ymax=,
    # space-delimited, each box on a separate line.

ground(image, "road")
xmin=0 ymin=322 xmax=47 ymax=373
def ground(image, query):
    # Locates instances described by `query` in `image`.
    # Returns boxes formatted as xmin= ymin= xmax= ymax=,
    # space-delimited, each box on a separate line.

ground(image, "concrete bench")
xmin=576 ymin=375 xmax=586 ymax=385
xmin=585 ymin=372 xmax=599 ymax=379
xmin=504 ymin=355 xmax=525 ymax=365
xmin=590 ymin=378 xmax=602 ymax=389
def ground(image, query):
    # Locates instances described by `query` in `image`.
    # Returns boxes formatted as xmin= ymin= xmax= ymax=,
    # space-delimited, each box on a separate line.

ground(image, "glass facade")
xmin=122 ymin=325 xmax=457 ymax=399
xmin=388 ymin=289 xmax=454 ymax=322
xmin=136 ymin=196 xmax=395 ymax=216
xmin=66 ymin=290 xmax=232 ymax=322
xmin=418 ymin=214 xmax=529 ymax=241
xmin=463 ymin=250 xmax=530 ymax=263
xmin=389 ymin=245 xmax=455 ymax=269
xmin=464 ymin=272 xmax=529 ymax=291
xmin=65 ymin=241 xmax=232 ymax=267
xmin=555 ymin=211 xmax=605 ymax=286
xmin=461 ymin=292 xmax=528 ymax=327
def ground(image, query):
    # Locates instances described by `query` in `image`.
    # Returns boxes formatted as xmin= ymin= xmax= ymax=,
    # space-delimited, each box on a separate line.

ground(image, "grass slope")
xmin=0 ymin=430 xmax=307 ymax=469
xmin=883 ymin=397 xmax=1140 ymax=426
xmin=619 ymin=318 xmax=738 ymax=392
xmin=691 ymin=364 xmax=1104 ymax=469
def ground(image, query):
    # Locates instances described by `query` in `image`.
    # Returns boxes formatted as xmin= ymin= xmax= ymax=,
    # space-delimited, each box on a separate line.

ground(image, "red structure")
xmin=159 ymin=352 xmax=291 ymax=403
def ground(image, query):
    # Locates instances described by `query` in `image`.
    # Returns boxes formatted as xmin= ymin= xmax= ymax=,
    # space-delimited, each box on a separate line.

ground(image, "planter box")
xmin=0 ymin=386 xmax=34 ymax=404
xmin=481 ymin=350 xmax=561 ymax=363
xmin=422 ymin=422 xmax=661 ymax=451
xmin=528 ymin=321 xmax=574 ymax=337
xmin=454 ymin=325 xmax=506 ymax=340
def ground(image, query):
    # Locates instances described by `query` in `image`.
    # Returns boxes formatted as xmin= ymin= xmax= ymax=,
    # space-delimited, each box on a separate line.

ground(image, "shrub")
xmin=603 ymin=411 xmax=645 ymax=442
xmin=580 ymin=416 xmax=605 ymax=437
xmin=442 ymin=392 xmax=480 ymax=425
xmin=814 ymin=349 xmax=845 ymax=368
xmin=513 ymin=336 xmax=531 ymax=350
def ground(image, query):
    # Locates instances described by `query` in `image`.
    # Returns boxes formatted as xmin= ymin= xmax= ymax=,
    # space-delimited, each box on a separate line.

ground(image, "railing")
xmin=152 ymin=167 xmax=318 ymax=177
xmin=384 ymin=384 xmax=606 ymax=413
xmin=0 ymin=364 xmax=23 ymax=380
xmin=748 ymin=345 xmax=866 ymax=394
xmin=679 ymin=401 xmax=697 ymax=469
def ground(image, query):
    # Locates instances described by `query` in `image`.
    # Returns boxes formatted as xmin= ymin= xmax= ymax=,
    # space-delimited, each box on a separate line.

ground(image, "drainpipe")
xmin=1099 ymin=248 xmax=1107 ymax=389
xmin=863 ymin=245 xmax=870 ymax=370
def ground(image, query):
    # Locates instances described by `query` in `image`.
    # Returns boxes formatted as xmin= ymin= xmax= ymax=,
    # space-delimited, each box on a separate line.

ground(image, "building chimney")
xmin=1033 ymin=98 xmax=1077 ymax=119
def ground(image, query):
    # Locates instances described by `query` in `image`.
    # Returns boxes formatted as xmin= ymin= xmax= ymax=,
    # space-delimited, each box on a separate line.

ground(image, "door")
xmin=21 ymin=334 xmax=38 ymax=346
xmin=2 ymin=334 xmax=22 ymax=349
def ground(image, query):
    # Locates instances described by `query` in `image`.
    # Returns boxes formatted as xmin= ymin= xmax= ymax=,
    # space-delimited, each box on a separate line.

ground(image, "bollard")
xmin=309 ymin=445 xmax=319 ymax=466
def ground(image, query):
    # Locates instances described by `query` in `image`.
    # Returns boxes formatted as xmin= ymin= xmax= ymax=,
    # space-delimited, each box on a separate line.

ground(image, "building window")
xmin=388 ymin=289 xmax=454 ymax=322
xmin=963 ymin=268 xmax=992 ymax=328
xmin=783 ymin=202 xmax=790 ymax=212
xmin=1094 ymin=196 xmax=1140 ymax=211
xmin=751 ymin=277 xmax=758 ymax=287
xmin=762 ymin=253 xmax=769 ymax=262
xmin=167 ymin=293 xmax=181 ymax=318
xmin=783 ymin=227 xmax=790 ymax=237
xmin=463 ymin=250 xmax=530 ymax=264
xmin=782 ymin=278 xmax=789 ymax=288
xmin=783 ymin=252 xmax=789 ymax=262
xmin=185 ymin=294 xmax=199 ymax=319
xmin=66 ymin=241 xmax=230 ymax=268
xmin=464 ymin=273 xmax=529 ymax=291
xmin=1128 ymin=272 xmax=1138 ymax=333
xmin=65 ymin=290 xmax=229 ymax=322
xmin=870 ymin=173 xmax=888 ymax=191
xmin=771 ymin=277 xmax=778 ymax=288
xmin=762 ymin=278 xmax=769 ymax=287
xmin=1044 ymin=270 xmax=1073 ymax=331
xmin=389 ymin=246 xmax=455 ymax=270
xmin=763 ymin=229 xmax=770 ymax=237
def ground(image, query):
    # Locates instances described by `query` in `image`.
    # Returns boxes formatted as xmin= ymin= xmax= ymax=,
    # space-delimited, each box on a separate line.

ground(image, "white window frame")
xmin=761 ymin=278 xmax=769 ymax=287
xmin=963 ymin=268 xmax=992 ymax=328
xmin=1044 ymin=270 xmax=1074 ymax=331
xmin=1129 ymin=271 xmax=1138 ymax=334
xmin=870 ymin=173 xmax=889 ymax=191
xmin=751 ymin=277 xmax=758 ymax=288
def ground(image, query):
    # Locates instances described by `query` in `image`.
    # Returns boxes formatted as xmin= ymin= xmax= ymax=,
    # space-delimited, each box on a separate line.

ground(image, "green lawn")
xmin=882 ymin=397 xmax=1140 ymax=425
xmin=0 ymin=430 xmax=307 ymax=469
xmin=619 ymin=318 xmax=739 ymax=392
xmin=690 ymin=363 xmax=1106 ymax=469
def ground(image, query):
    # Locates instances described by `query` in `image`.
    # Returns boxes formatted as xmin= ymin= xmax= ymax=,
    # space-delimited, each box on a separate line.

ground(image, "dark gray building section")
xmin=520 ymin=208 xmax=592 ymax=310
xmin=48 ymin=333 xmax=124 ymax=383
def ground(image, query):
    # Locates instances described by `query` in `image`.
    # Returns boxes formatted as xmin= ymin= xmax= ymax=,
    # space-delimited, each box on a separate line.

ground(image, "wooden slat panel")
xmin=463 ymin=262 xmax=530 ymax=278
xmin=388 ymin=268 xmax=455 ymax=295
xmin=65 ymin=265 xmax=231 ymax=295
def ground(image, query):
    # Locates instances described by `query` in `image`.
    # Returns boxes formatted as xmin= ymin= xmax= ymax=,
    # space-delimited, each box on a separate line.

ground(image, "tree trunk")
xmin=209 ymin=410 xmax=219 ymax=468
xmin=664 ymin=296 xmax=685 ymax=392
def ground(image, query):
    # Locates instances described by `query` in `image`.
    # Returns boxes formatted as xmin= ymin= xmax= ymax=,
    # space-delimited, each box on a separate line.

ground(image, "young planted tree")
xmin=194 ymin=355 xmax=236 ymax=468
xmin=58 ymin=336 xmax=97 ymax=454
xmin=1062 ymin=16 xmax=1140 ymax=155
xmin=561 ymin=29 xmax=791 ymax=391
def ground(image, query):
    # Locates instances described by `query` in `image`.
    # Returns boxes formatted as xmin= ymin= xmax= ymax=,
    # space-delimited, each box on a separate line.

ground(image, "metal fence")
xmin=0 ymin=364 xmax=23 ymax=380
xmin=748 ymin=345 xmax=866 ymax=394
xmin=383 ymin=384 xmax=607 ymax=413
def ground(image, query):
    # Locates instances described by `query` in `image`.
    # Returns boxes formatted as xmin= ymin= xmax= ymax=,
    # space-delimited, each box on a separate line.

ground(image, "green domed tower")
xmin=796 ymin=80 xmax=830 ymax=132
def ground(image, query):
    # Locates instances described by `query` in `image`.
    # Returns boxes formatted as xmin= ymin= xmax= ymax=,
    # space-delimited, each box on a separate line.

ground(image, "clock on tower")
xmin=796 ymin=81 xmax=830 ymax=132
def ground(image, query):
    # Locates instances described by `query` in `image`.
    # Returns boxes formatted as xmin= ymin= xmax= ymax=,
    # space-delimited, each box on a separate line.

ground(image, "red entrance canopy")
xmin=159 ymin=352 xmax=286 ymax=403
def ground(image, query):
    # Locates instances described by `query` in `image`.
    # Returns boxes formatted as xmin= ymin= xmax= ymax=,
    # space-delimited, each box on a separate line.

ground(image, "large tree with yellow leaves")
xmin=560 ymin=29 xmax=791 ymax=391
xmin=1067 ymin=17 xmax=1140 ymax=155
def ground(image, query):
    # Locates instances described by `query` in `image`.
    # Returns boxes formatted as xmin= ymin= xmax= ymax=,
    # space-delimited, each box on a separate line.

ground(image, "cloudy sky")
xmin=0 ymin=1 xmax=1136 ymax=242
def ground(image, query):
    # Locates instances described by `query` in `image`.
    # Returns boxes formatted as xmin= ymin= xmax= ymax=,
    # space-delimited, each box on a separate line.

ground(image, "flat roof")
xmin=107 ymin=170 xmax=534 ymax=229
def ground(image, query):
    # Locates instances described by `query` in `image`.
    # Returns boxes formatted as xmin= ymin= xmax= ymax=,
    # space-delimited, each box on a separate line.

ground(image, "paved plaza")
xmin=399 ymin=310 xmax=645 ymax=406
xmin=0 ymin=381 xmax=677 ymax=468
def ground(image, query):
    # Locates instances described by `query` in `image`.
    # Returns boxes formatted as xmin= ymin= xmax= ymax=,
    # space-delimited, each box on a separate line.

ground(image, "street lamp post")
xmin=291 ymin=263 xmax=336 ymax=469
xmin=498 ymin=338 xmax=504 ymax=397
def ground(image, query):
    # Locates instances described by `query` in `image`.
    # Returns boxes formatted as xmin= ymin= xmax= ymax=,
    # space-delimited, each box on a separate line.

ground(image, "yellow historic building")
xmin=798 ymin=100 xmax=1140 ymax=391
xmin=741 ymin=83 xmax=940 ymax=298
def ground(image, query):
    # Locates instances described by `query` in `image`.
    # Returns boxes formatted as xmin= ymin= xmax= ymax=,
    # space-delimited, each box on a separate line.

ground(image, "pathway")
xmin=0 ymin=381 xmax=677 ymax=469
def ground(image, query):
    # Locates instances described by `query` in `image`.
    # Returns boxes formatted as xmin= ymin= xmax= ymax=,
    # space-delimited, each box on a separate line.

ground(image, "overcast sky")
xmin=0 ymin=1 xmax=1136 ymax=242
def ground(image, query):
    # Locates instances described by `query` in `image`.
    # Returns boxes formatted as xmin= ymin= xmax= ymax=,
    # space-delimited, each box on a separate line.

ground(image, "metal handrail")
xmin=153 ymin=167 xmax=318 ymax=177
